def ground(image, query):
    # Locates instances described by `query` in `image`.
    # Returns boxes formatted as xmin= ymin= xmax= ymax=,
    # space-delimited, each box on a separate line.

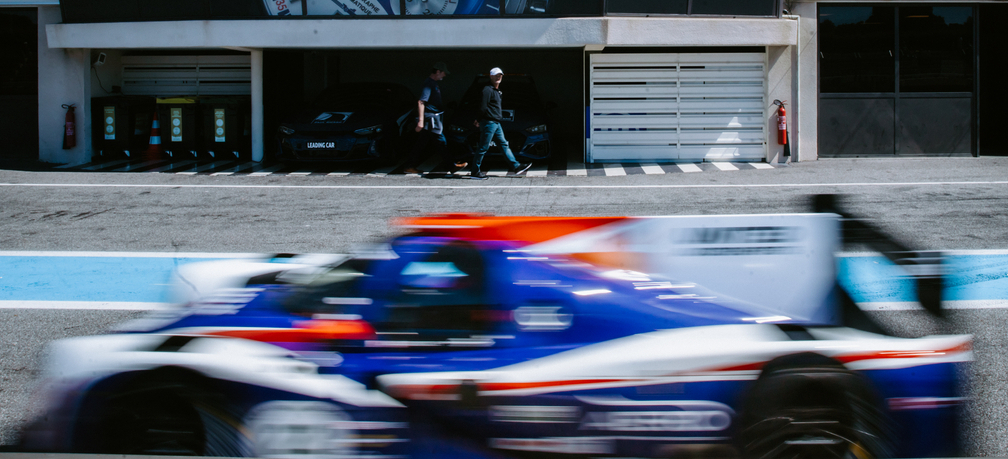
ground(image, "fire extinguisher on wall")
xmin=62 ymin=104 xmax=76 ymax=149
xmin=773 ymin=99 xmax=787 ymax=146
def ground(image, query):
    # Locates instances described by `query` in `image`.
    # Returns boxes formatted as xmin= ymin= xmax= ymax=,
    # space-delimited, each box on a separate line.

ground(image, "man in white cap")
xmin=469 ymin=67 xmax=531 ymax=179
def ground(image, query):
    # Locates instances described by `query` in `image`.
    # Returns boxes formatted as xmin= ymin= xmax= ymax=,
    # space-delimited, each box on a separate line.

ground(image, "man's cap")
xmin=433 ymin=62 xmax=450 ymax=75
xmin=490 ymin=67 xmax=503 ymax=76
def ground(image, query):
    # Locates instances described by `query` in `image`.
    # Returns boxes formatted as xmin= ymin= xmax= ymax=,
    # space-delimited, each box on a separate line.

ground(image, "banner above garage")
xmin=56 ymin=0 xmax=779 ymax=21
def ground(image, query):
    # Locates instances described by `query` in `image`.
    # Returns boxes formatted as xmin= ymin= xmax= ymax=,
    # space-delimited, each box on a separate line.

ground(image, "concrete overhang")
xmin=46 ymin=16 xmax=797 ymax=50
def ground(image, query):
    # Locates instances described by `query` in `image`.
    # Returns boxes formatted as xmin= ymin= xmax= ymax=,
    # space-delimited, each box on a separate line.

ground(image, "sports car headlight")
xmin=278 ymin=125 xmax=295 ymax=136
xmin=525 ymin=124 xmax=547 ymax=134
xmin=447 ymin=124 xmax=466 ymax=134
xmin=354 ymin=125 xmax=382 ymax=136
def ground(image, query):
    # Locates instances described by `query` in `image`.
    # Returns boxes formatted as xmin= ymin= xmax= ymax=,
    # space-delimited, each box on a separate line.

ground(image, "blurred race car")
xmin=19 ymin=212 xmax=969 ymax=459
xmin=276 ymin=82 xmax=416 ymax=162
xmin=445 ymin=74 xmax=553 ymax=163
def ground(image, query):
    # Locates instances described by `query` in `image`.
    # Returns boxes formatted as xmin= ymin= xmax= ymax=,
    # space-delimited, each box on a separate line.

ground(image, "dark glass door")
xmin=818 ymin=4 xmax=976 ymax=157
xmin=0 ymin=8 xmax=38 ymax=162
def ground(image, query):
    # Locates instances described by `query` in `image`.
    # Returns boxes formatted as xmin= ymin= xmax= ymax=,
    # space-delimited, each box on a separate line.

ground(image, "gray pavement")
xmin=1 ymin=156 xmax=1008 ymax=454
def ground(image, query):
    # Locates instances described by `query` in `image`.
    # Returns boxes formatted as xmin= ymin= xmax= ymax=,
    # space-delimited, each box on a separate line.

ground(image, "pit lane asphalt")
xmin=2 ymin=156 xmax=1008 ymax=454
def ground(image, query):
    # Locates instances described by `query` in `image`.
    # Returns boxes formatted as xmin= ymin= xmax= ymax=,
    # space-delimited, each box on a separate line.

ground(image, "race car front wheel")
xmin=737 ymin=353 xmax=894 ymax=459
xmin=75 ymin=368 xmax=247 ymax=456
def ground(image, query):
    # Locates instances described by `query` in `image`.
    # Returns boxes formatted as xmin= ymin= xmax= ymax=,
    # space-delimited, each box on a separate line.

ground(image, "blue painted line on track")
xmin=0 ymin=256 xmax=227 ymax=303
xmin=1 ymin=254 xmax=1007 ymax=305
xmin=839 ymin=254 xmax=1008 ymax=303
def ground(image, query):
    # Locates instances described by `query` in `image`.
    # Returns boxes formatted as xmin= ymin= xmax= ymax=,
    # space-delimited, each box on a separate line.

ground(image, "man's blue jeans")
xmin=472 ymin=120 xmax=520 ymax=173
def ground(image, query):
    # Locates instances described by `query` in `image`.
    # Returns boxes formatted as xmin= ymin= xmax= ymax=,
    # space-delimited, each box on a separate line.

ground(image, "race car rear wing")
xmin=813 ymin=194 xmax=944 ymax=318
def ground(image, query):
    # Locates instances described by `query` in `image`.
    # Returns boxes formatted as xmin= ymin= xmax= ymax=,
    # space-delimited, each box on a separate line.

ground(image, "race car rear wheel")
xmin=737 ymin=353 xmax=894 ymax=459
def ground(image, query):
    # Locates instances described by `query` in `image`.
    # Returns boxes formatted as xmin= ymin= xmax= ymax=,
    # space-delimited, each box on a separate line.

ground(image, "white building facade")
xmin=1 ymin=0 xmax=1001 ymax=166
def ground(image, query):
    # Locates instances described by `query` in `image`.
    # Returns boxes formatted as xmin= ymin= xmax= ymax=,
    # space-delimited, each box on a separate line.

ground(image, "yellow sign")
xmin=103 ymin=106 xmax=115 ymax=140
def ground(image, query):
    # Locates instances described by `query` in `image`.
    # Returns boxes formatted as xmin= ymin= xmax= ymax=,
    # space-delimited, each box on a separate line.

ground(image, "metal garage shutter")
xmin=589 ymin=53 xmax=765 ymax=163
xmin=121 ymin=55 xmax=251 ymax=96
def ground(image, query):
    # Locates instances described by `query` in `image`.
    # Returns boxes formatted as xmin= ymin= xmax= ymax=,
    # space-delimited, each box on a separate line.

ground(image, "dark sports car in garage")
xmin=445 ymin=74 xmax=553 ymax=163
xmin=275 ymin=82 xmax=416 ymax=162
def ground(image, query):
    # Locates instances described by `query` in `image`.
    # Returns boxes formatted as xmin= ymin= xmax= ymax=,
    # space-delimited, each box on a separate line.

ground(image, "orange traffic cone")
xmin=143 ymin=110 xmax=164 ymax=160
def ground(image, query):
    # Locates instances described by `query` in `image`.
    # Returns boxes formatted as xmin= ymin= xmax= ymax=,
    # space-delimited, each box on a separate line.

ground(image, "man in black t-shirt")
xmin=403 ymin=62 xmax=468 ymax=175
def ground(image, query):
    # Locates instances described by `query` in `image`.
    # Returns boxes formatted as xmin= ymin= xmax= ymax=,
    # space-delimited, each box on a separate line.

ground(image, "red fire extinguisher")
xmin=62 ymin=104 xmax=76 ymax=149
xmin=773 ymin=99 xmax=787 ymax=145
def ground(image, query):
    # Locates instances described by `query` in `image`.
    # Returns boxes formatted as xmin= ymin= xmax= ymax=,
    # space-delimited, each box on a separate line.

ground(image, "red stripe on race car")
xmin=388 ymin=378 xmax=642 ymax=400
xmin=395 ymin=215 xmax=628 ymax=245
xmin=478 ymin=378 xmax=639 ymax=392
xmin=706 ymin=341 xmax=971 ymax=374
xmin=202 ymin=319 xmax=377 ymax=342
xmin=834 ymin=341 xmax=972 ymax=365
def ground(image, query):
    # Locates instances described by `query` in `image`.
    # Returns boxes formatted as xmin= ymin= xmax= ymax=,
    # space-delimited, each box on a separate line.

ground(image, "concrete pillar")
xmin=766 ymin=45 xmax=792 ymax=164
xmin=251 ymin=48 xmax=264 ymax=162
xmin=795 ymin=2 xmax=818 ymax=161
xmin=38 ymin=6 xmax=91 ymax=165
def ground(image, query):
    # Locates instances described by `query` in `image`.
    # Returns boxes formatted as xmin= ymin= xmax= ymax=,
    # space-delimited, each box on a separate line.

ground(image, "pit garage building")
xmin=2 ymin=0 xmax=1006 ymax=167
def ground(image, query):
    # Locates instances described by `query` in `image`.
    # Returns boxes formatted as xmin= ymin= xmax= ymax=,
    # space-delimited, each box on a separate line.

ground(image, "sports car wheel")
xmin=738 ymin=353 xmax=894 ymax=459
xmin=78 ymin=369 xmax=248 ymax=456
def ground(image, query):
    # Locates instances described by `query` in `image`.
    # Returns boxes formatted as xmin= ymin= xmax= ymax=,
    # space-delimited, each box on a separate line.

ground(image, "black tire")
xmin=76 ymin=368 xmax=248 ymax=456
xmin=737 ymin=353 xmax=894 ymax=459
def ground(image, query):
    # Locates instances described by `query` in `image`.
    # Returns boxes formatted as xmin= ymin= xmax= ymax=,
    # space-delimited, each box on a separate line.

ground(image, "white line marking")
xmin=289 ymin=171 xmax=313 ymax=176
xmin=0 ymin=301 xmax=174 ymax=310
xmin=677 ymin=163 xmax=702 ymax=173
xmin=110 ymin=159 xmax=166 ymax=172
xmin=641 ymin=164 xmax=665 ymax=175
xmin=8 ymin=300 xmax=1008 ymax=312
xmin=603 ymin=164 xmax=626 ymax=176
xmin=147 ymin=160 xmax=196 ymax=173
xmin=213 ymin=162 xmax=261 ymax=175
xmin=82 ymin=160 xmax=130 ymax=171
xmin=4 ymin=181 xmax=1008 ymax=190
xmin=750 ymin=162 xmax=774 ymax=169
xmin=0 ymin=251 xmax=266 ymax=258
xmin=566 ymin=162 xmax=588 ymax=176
xmin=2 ymin=249 xmax=1002 ymax=259
xmin=712 ymin=162 xmax=739 ymax=171
xmin=328 ymin=172 xmax=351 ymax=176
xmin=249 ymin=164 xmax=286 ymax=176
xmin=527 ymin=169 xmax=548 ymax=177
xmin=487 ymin=171 xmax=508 ymax=177
xmin=176 ymin=171 xmax=198 ymax=175
xmin=859 ymin=300 xmax=1008 ymax=311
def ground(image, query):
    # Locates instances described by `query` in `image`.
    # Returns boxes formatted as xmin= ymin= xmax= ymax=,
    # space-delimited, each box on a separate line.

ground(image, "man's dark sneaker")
xmin=471 ymin=171 xmax=488 ymax=179
xmin=510 ymin=163 xmax=532 ymax=174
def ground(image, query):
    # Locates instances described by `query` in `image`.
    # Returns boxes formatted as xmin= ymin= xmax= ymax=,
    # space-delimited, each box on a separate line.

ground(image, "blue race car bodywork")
xmin=21 ymin=234 xmax=970 ymax=458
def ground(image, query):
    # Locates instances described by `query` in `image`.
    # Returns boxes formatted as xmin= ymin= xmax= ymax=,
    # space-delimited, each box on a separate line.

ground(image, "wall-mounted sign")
xmin=214 ymin=108 xmax=226 ymax=142
xmin=103 ymin=106 xmax=115 ymax=140
xmin=170 ymin=107 xmax=183 ymax=142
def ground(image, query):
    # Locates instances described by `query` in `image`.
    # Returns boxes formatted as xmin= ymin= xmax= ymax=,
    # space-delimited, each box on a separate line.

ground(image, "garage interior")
xmin=265 ymin=48 xmax=584 ymax=168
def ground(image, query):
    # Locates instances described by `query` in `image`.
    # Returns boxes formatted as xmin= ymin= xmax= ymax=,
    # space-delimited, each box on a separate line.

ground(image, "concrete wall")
xmin=794 ymin=1 xmax=817 ymax=161
xmin=46 ymin=17 xmax=797 ymax=49
xmin=90 ymin=49 xmax=123 ymax=97
xmin=37 ymin=5 xmax=89 ymax=165
xmin=766 ymin=45 xmax=792 ymax=164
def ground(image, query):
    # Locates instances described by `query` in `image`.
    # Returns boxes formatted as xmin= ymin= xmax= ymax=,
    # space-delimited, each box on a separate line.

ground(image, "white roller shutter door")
xmin=589 ymin=53 xmax=766 ymax=163
xmin=121 ymin=55 xmax=251 ymax=96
